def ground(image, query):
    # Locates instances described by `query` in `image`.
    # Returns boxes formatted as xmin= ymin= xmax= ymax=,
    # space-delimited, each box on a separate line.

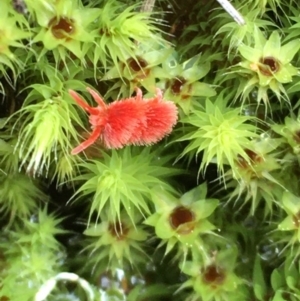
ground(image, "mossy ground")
xmin=1 ymin=0 xmax=300 ymax=301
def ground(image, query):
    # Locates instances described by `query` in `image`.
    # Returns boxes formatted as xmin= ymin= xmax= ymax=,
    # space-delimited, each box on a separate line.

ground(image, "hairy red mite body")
xmin=69 ymin=87 xmax=178 ymax=154
xmin=141 ymin=89 xmax=179 ymax=144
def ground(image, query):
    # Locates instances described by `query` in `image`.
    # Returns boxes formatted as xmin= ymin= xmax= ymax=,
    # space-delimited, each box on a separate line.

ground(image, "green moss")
xmin=1 ymin=0 xmax=300 ymax=300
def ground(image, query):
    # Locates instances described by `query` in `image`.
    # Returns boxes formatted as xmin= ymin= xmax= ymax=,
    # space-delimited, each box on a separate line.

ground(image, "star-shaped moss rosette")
xmin=272 ymin=114 xmax=300 ymax=157
xmin=0 ymin=209 xmax=65 ymax=301
xmin=16 ymin=208 xmax=67 ymax=252
xmin=178 ymin=248 xmax=245 ymax=301
xmin=11 ymin=79 xmax=86 ymax=178
xmin=32 ymin=0 xmax=100 ymax=65
xmin=157 ymin=53 xmax=216 ymax=115
xmin=250 ymin=0 xmax=283 ymax=15
xmin=0 ymin=136 xmax=20 ymax=174
xmin=276 ymin=191 xmax=300 ymax=258
xmin=0 ymin=172 xmax=45 ymax=224
xmin=102 ymin=42 xmax=173 ymax=97
xmin=89 ymin=0 xmax=166 ymax=74
xmin=73 ymin=147 xmax=180 ymax=226
xmin=82 ymin=212 xmax=148 ymax=270
xmin=0 ymin=2 xmax=31 ymax=85
xmin=232 ymin=29 xmax=300 ymax=109
xmin=0 ymin=249 xmax=63 ymax=301
xmin=215 ymin=10 xmax=276 ymax=55
xmin=144 ymin=183 xmax=219 ymax=259
xmin=177 ymin=94 xmax=259 ymax=178
xmin=223 ymin=135 xmax=286 ymax=216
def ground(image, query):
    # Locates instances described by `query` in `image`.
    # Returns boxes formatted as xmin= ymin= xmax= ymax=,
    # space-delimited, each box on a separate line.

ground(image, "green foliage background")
xmin=1 ymin=0 xmax=300 ymax=300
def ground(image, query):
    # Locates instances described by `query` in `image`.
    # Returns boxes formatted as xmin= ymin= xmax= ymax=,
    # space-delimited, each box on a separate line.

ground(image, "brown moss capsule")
xmin=169 ymin=205 xmax=195 ymax=235
xmin=49 ymin=17 xmax=75 ymax=40
xmin=258 ymin=56 xmax=280 ymax=77
xmin=202 ymin=264 xmax=226 ymax=287
xmin=108 ymin=222 xmax=129 ymax=240
xmin=167 ymin=76 xmax=187 ymax=95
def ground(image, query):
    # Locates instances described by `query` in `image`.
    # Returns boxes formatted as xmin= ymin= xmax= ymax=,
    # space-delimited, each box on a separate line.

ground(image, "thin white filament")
xmin=34 ymin=272 xmax=95 ymax=301
xmin=216 ymin=0 xmax=246 ymax=25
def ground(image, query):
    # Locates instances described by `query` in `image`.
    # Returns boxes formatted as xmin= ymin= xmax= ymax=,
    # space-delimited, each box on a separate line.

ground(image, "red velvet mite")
xmin=69 ymin=87 xmax=178 ymax=154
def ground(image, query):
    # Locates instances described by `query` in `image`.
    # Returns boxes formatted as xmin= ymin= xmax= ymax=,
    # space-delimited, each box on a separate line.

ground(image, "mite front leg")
xmin=71 ymin=127 xmax=102 ymax=155
xmin=135 ymin=88 xmax=143 ymax=101
xmin=155 ymin=88 xmax=163 ymax=101
xmin=86 ymin=87 xmax=107 ymax=110
xmin=69 ymin=90 xmax=99 ymax=115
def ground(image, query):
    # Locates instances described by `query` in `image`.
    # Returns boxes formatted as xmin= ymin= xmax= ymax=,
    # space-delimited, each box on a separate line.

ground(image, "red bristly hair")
xmin=69 ymin=87 xmax=178 ymax=154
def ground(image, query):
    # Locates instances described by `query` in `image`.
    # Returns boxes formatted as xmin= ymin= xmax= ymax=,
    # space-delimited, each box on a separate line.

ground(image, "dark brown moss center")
xmin=167 ymin=76 xmax=186 ymax=95
xmin=237 ymin=149 xmax=263 ymax=169
xmin=127 ymin=56 xmax=148 ymax=72
xmin=202 ymin=264 xmax=226 ymax=286
xmin=49 ymin=17 xmax=75 ymax=39
xmin=292 ymin=212 xmax=300 ymax=228
xmin=169 ymin=206 xmax=195 ymax=234
xmin=293 ymin=130 xmax=300 ymax=144
xmin=258 ymin=56 xmax=280 ymax=76
xmin=108 ymin=222 xmax=129 ymax=240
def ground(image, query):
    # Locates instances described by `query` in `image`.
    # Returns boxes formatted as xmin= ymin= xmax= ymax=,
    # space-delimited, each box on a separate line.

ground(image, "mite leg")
xmin=69 ymin=90 xmax=99 ymax=115
xmin=134 ymin=88 xmax=143 ymax=101
xmin=86 ymin=87 xmax=107 ymax=110
xmin=155 ymin=88 xmax=163 ymax=101
xmin=71 ymin=127 xmax=102 ymax=155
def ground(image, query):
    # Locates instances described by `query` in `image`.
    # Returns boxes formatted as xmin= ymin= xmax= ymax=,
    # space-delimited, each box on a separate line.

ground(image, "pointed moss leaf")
xmin=274 ymin=67 xmax=293 ymax=84
xmin=263 ymin=31 xmax=281 ymax=58
xmin=0 ymin=118 xmax=8 ymax=129
xmin=216 ymin=248 xmax=238 ymax=270
xmin=26 ymin=84 xmax=55 ymax=101
xmin=192 ymin=199 xmax=219 ymax=220
xmin=177 ymin=231 xmax=198 ymax=244
xmin=271 ymin=269 xmax=284 ymax=290
xmin=195 ymin=219 xmax=216 ymax=234
xmin=179 ymin=98 xmax=192 ymax=115
xmin=278 ymin=216 xmax=295 ymax=231
xmin=155 ymin=216 xmax=173 ymax=239
xmin=182 ymin=54 xmax=202 ymax=70
xmin=180 ymin=183 xmax=208 ymax=205
xmin=128 ymin=283 xmax=170 ymax=301
xmin=84 ymin=224 xmax=107 ymax=237
xmin=282 ymin=191 xmax=300 ymax=215
xmin=144 ymin=213 xmax=160 ymax=227
xmin=253 ymin=256 xmax=267 ymax=300
xmin=272 ymin=291 xmax=286 ymax=301
xmin=165 ymin=238 xmax=177 ymax=255
xmin=285 ymin=259 xmax=298 ymax=290
xmin=192 ymin=82 xmax=216 ymax=97
xmin=279 ymin=39 xmax=300 ymax=64
xmin=63 ymin=80 xmax=89 ymax=91
xmin=254 ymin=27 xmax=267 ymax=49
xmin=180 ymin=260 xmax=199 ymax=276
xmin=183 ymin=61 xmax=210 ymax=81
xmin=286 ymin=275 xmax=297 ymax=290
xmin=130 ymin=229 xmax=147 ymax=241
xmin=238 ymin=45 xmax=261 ymax=62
